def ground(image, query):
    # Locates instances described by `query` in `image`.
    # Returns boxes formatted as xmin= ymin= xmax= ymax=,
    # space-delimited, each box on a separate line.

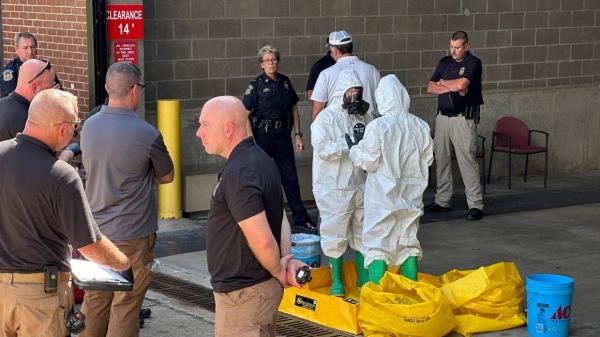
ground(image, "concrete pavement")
xmin=143 ymin=171 xmax=600 ymax=336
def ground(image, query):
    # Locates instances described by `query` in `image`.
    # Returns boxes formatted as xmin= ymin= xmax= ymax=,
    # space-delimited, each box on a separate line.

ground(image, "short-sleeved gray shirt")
xmin=0 ymin=134 xmax=102 ymax=273
xmin=81 ymin=105 xmax=174 ymax=241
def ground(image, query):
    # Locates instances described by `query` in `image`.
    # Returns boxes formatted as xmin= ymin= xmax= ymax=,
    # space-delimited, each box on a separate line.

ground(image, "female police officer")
xmin=242 ymin=45 xmax=317 ymax=232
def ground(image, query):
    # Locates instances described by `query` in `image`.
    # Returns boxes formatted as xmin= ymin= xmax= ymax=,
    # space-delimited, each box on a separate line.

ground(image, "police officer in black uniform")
xmin=243 ymin=45 xmax=317 ymax=232
xmin=425 ymin=31 xmax=484 ymax=221
xmin=1 ymin=32 xmax=62 ymax=97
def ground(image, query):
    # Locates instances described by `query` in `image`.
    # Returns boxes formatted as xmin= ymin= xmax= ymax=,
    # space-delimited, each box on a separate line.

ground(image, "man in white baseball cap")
xmin=310 ymin=30 xmax=380 ymax=120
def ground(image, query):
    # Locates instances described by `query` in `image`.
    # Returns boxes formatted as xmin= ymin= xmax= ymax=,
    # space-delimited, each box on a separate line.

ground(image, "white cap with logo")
xmin=327 ymin=30 xmax=353 ymax=46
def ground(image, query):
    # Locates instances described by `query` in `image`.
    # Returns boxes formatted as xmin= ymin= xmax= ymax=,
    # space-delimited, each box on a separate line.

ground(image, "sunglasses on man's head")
xmin=28 ymin=59 xmax=51 ymax=84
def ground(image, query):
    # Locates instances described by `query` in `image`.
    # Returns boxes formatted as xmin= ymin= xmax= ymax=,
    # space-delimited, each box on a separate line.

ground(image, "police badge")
xmin=459 ymin=67 xmax=465 ymax=75
xmin=284 ymin=81 xmax=289 ymax=90
xmin=244 ymin=84 xmax=253 ymax=95
xmin=3 ymin=69 xmax=13 ymax=81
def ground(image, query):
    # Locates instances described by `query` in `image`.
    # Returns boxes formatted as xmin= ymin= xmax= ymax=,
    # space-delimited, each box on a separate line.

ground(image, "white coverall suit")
xmin=349 ymin=74 xmax=434 ymax=268
xmin=311 ymin=68 xmax=371 ymax=259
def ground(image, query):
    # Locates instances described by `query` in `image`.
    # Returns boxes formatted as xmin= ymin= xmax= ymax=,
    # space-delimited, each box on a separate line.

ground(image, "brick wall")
xmin=1 ymin=0 xmax=90 ymax=115
xmin=143 ymin=0 xmax=600 ymax=111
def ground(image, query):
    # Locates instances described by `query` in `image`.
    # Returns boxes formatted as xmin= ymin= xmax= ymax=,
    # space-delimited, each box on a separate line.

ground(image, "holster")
xmin=43 ymin=265 xmax=59 ymax=293
xmin=465 ymin=106 xmax=481 ymax=124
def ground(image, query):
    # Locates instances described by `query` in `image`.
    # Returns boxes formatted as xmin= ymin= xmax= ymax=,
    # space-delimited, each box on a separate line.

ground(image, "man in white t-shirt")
xmin=310 ymin=30 xmax=380 ymax=120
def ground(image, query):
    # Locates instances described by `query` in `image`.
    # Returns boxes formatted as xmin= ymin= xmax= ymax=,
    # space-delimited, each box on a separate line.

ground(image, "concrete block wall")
xmin=2 ymin=0 xmax=91 ymax=114
xmin=144 ymin=0 xmax=600 ymax=176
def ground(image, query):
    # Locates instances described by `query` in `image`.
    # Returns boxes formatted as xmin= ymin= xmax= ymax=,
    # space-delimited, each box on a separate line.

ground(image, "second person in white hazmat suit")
xmin=311 ymin=67 xmax=371 ymax=297
xmin=349 ymin=74 xmax=434 ymax=284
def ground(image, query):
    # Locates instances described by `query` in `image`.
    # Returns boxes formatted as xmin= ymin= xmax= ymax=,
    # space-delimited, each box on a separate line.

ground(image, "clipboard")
xmin=70 ymin=259 xmax=133 ymax=291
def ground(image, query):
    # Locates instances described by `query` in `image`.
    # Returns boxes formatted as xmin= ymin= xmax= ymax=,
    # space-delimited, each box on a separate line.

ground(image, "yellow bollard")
xmin=157 ymin=99 xmax=182 ymax=219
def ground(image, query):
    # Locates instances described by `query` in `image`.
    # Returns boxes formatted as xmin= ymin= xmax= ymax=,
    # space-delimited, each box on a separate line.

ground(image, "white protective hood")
xmin=349 ymin=74 xmax=434 ymax=267
xmin=311 ymin=67 xmax=369 ymax=193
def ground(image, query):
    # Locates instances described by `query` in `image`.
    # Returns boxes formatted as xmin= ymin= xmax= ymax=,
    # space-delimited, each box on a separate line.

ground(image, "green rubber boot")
xmin=329 ymin=257 xmax=345 ymax=297
xmin=355 ymin=252 xmax=369 ymax=287
xmin=368 ymin=260 xmax=387 ymax=285
xmin=400 ymin=256 xmax=418 ymax=281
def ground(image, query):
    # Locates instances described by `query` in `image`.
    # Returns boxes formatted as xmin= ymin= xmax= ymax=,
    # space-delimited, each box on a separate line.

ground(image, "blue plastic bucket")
xmin=526 ymin=274 xmax=574 ymax=337
xmin=291 ymin=234 xmax=321 ymax=268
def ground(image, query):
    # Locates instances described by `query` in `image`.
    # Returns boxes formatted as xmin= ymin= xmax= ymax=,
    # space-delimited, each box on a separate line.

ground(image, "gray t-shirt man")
xmin=81 ymin=105 xmax=174 ymax=241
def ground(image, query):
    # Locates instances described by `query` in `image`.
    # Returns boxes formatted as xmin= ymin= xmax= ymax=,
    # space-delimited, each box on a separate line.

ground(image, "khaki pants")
xmin=0 ymin=272 xmax=73 ymax=337
xmin=214 ymin=278 xmax=283 ymax=337
xmin=434 ymin=113 xmax=483 ymax=210
xmin=79 ymin=234 xmax=156 ymax=337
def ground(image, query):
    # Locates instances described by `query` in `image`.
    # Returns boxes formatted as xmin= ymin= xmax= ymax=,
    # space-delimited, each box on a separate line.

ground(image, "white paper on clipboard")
xmin=70 ymin=259 xmax=128 ymax=283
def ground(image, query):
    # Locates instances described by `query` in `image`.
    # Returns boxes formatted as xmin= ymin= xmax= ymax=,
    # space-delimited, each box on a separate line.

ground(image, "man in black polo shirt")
xmin=425 ymin=31 xmax=484 ymax=221
xmin=306 ymin=37 xmax=335 ymax=101
xmin=197 ymin=96 xmax=306 ymax=336
xmin=0 ymin=59 xmax=56 ymax=141
xmin=0 ymin=89 xmax=132 ymax=336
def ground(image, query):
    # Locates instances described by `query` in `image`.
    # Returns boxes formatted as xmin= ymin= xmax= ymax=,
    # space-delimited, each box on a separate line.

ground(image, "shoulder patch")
xmin=3 ymin=69 xmax=13 ymax=81
xmin=245 ymin=84 xmax=253 ymax=95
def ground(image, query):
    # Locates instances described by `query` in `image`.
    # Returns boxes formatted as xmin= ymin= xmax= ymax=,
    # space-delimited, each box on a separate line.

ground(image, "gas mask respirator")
xmin=342 ymin=88 xmax=368 ymax=116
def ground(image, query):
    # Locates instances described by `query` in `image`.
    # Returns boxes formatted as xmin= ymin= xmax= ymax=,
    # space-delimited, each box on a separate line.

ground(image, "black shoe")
xmin=466 ymin=208 xmax=483 ymax=221
xmin=294 ymin=222 xmax=318 ymax=232
xmin=424 ymin=202 xmax=451 ymax=213
xmin=139 ymin=317 xmax=145 ymax=328
xmin=139 ymin=308 xmax=151 ymax=320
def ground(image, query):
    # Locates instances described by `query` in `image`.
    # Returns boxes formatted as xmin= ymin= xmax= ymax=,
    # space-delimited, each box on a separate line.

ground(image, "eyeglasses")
xmin=131 ymin=83 xmax=146 ymax=92
xmin=28 ymin=59 xmax=51 ymax=84
xmin=261 ymin=58 xmax=279 ymax=64
xmin=52 ymin=117 xmax=81 ymax=127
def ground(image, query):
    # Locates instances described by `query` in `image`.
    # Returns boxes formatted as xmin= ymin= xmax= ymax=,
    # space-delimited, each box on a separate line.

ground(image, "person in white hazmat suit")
xmin=311 ymin=67 xmax=372 ymax=297
xmin=348 ymin=74 xmax=434 ymax=284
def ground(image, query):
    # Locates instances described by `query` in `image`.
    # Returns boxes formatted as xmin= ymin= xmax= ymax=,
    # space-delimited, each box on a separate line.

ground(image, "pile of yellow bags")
xmin=358 ymin=262 xmax=527 ymax=337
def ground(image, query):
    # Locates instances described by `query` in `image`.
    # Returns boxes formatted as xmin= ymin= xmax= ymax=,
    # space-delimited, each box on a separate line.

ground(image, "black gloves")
xmin=117 ymin=265 xmax=135 ymax=284
xmin=65 ymin=142 xmax=81 ymax=156
xmin=345 ymin=133 xmax=361 ymax=149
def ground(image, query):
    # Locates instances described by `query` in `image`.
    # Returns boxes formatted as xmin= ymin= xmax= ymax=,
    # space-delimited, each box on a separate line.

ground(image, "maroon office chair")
xmin=487 ymin=117 xmax=549 ymax=189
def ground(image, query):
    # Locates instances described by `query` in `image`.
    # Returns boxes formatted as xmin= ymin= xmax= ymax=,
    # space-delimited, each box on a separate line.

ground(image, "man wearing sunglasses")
xmin=79 ymin=62 xmax=174 ymax=337
xmin=0 ymin=59 xmax=56 ymax=142
xmin=1 ymin=32 xmax=62 ymax=98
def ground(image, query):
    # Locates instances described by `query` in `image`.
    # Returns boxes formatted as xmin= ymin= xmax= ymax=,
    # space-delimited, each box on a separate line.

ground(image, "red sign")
xmin=107 ymin=4 xmax=144 ymax=40
xmin=114 ymin=42 xmax=138 ymax=65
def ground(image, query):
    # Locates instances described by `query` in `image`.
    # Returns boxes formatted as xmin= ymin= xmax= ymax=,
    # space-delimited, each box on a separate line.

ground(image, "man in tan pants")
xmin=0 ymin=90 xmax=132 ymax=336
xmin=425 ymin=31 xmax=484 ymax=221
xmin=79 ymin=62 xmax=175 ymax=336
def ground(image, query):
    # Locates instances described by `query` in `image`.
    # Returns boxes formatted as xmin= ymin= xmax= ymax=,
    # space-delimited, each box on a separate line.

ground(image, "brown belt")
xmin=0 ymin=272 xmax=71 ymax=283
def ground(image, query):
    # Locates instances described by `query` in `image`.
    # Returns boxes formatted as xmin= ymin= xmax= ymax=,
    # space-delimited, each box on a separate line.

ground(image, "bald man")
xmin=197 ymin=96 xmax=307 ymax=336
xmin=0 ymin=59 xmax=56 ymax=141
xmin=0 ymin=89 xmax=133 ymax=336
xmin=79 ymin=62 xmax=174 ymax=337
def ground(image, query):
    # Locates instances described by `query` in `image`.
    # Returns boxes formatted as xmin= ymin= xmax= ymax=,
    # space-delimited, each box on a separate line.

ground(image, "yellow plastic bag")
xmin=438 ymin=262 xmax=527 ymax=336
xmin=358 ymin=272 xmax=456 ymax=337
xmin=278 ymin=261 xmax=362 ymax=335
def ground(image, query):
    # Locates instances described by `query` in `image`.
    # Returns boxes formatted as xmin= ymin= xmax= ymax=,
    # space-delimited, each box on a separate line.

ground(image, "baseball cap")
xmin=327 ymin=30 xmax=352 ymax=46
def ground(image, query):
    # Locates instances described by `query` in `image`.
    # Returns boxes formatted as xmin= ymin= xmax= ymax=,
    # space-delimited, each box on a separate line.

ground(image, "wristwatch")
xmin=295 ymin=132 xmax=303 ymax=137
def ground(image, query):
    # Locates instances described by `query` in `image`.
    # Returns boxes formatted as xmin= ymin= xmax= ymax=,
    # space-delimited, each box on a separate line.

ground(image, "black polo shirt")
xmin=430 ymin=52 xmax=483 ymax=112
xmin=0 ymin=92 xmax=30 ymax=142
xmin=242 ymin=72 xmax=299 ymax=121
xmin=0 ymin=134 xmax=102 ymax=273
xmin=306 ymin=52 xmax=335 ymax=91
xmin=206 ymin=137 xmax=284 ymax=293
